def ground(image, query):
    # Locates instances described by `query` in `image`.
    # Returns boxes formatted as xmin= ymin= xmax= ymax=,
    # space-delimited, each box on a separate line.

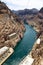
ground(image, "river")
xmin=3 ymin=24 xmax=37 ymax=65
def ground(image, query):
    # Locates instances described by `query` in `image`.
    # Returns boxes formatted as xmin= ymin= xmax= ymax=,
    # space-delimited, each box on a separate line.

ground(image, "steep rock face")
xmin=0 ymin=1 xmax=25 ymax=48
xmin=39 ymin=7 xmax=43 ymax=13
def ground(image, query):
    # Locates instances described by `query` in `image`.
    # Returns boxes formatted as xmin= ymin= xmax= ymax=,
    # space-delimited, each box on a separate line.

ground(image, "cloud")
xmin=27 ymin=0 xmax=43 ymax=10
xmin=1 ymin=0 xmax=43 ymax=10
xmin=1 ymin=0 xmax=28 ymax=10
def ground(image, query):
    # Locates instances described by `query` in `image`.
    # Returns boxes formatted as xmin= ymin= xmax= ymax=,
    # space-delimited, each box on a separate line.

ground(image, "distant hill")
xmin=12 ymin=8 xmax=39 ymax=15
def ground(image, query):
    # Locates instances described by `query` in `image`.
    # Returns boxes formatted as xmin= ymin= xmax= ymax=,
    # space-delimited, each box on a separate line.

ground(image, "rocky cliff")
xmin=0 ymin=1 xmax=25 ymax=48
xmin=31 ymin=8 xmax=43 ymax=65
xmin=26 ymin=8 xmax=43 ymax=65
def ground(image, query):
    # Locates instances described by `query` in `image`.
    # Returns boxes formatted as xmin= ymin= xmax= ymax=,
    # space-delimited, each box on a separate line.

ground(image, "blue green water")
xmin=3 ymin=24 xmax=37 ymax=65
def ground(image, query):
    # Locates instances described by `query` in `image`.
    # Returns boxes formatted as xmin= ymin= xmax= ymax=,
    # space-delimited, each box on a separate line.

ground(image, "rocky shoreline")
xmin=29 ymin=27 xmax=43 ymax=65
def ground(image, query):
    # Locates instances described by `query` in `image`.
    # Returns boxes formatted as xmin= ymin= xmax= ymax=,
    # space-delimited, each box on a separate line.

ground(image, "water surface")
xmin=3 ymin=24 xmax=37 ymax=65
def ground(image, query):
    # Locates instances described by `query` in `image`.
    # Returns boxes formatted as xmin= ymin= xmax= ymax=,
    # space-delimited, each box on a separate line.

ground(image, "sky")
xmin=1 ymin=0 xmax=43 ymax=10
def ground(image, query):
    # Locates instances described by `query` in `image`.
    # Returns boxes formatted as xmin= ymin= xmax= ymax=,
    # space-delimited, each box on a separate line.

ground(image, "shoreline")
xmin=19 ymin=25 xmax=41 ymax=65
xmin=19 ymin=38 xmax=40 ymax=65
xmin=23 ymin=26 xmax=43 ymax=65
